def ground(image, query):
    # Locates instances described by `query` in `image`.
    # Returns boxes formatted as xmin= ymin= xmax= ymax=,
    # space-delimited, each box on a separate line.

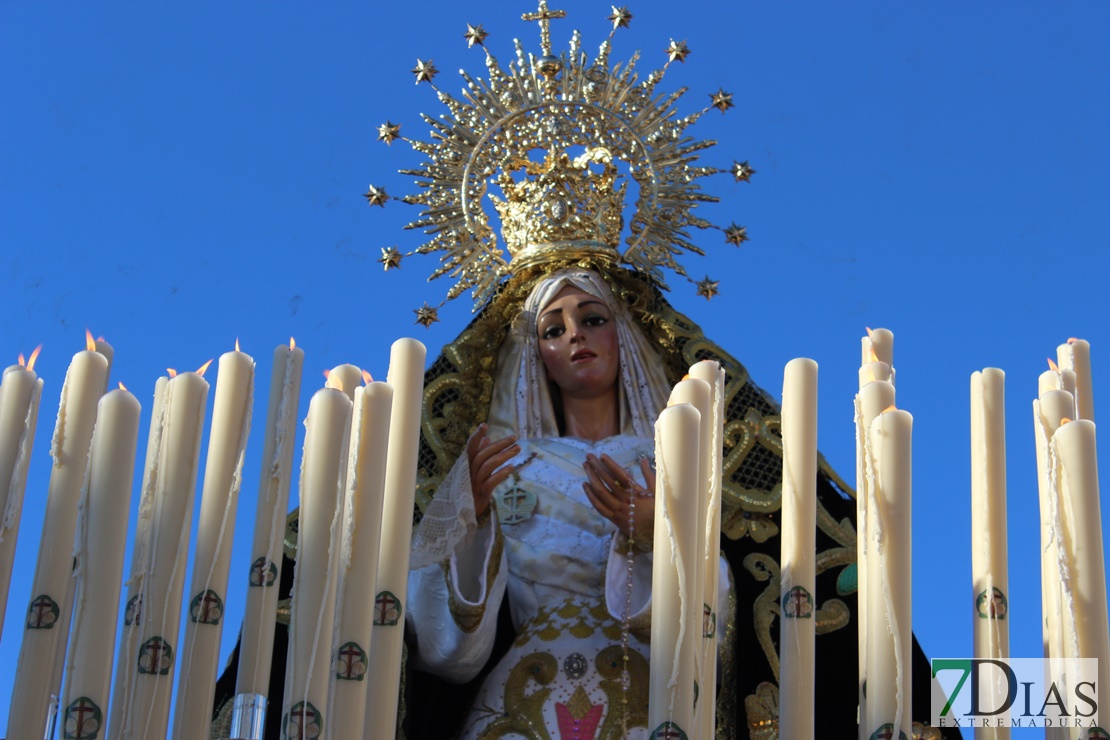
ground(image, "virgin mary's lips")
xmin=571 ymin=350 xmax=597 ymax=362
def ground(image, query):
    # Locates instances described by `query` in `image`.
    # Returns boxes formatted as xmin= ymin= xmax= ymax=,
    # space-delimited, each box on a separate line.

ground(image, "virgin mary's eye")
xmin=541 ymin=324 xmax=565 ymax=340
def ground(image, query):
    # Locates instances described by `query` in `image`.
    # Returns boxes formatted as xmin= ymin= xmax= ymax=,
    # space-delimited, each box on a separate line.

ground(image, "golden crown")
xmin=367 ymin=2 xmax=754 ymax=326
xmin=491 ymin=147 xmax=627 ymax=271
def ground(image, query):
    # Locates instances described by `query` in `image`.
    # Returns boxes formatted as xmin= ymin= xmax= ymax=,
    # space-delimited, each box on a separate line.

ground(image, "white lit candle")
xmin=0 ymin=353 xmax=44 ymax=639
xmin=864 ymin=409 xmax=912 ymax=740
xmin=331 ymin=381 xmax=392 ymax=740
xmin=363 ymin=338 xmax=425 ymax=739
xmin=119 ymin=368 xmax=209 ymax=740
xmin=174 ymin=347 xmax=255 ymax=740
xmin=970 ymin=369 xmax=1010 ymax=737
xmin=862 ymin=328 xmax=894 ymax=368
xmin=1057 ymin=339 xmax=1094 ymax=422
xmin=1052 ymin=419 xmax=1109 ymax=718
xmin=667 ymin=375 xmax=712 ymax=662
xmin=108 ymin=375 xmax=168 ymax=740
xmin=326 ymin=363 xmax=364 ymax=401
xmin=8 ymin=343 xmax=108 ymax=739
xmin=855 ymin=371 xmax=895 ymax=733
xmin=234 ymin=341 xmax=304 ymax=718
xmin=1033 ymin=389 xmax=1074 ymax=664
xmin=780 ymin=358 xmax=818 ymax=740
xmin=689 ymin=360 xmax=724 ymax=740
xmin=60 ymin=386 xmax=141 ymax=740
xmin=282 ymin=387 xmax=352 ymax=740
xmin=648 ymin=402 xmax=701 ymax=738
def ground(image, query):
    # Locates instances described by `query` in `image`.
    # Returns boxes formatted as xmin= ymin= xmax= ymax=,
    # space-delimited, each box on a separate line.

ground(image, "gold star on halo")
xmin=363 ymin=185 xmax=390 ymax=207
xmin=412 ymin=59 xmax=439 ymax=84
xmin=377 ymin=121 xmax=401 ymax=145
xmin=665 ymin=39 xmax=690 ymax=63
xmin=732 ymin=160 xmax=756 ymax=183
xmin=724 ymin=223 xmax=749 ymax=246
xmin=709 ymin=88 xmax=734 ymax=114
xmin=464 ymin=23 xmax=489 ymax=47
xmin=696 ymin=276 xmax=720 ymax=300
xmin=378 ymin=247 xmax=402 ymax=271
xmin=608 ymin=6 xmax=633 ymax=30
xmin=414 ymin=303 xmax=440 ymax=328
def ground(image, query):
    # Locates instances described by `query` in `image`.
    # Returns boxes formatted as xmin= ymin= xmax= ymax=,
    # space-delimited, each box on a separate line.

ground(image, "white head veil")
xmin=487 ymin=268 xmax=670 ymax=440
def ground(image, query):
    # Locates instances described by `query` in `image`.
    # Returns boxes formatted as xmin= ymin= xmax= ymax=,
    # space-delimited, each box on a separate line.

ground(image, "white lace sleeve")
xmin=409 ymin=451 xmax=478 ymax=570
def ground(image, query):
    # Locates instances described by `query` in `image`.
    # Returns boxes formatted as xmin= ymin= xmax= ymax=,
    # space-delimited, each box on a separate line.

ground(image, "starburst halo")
xmin=369 ymin=2 xmax=751 ymax=318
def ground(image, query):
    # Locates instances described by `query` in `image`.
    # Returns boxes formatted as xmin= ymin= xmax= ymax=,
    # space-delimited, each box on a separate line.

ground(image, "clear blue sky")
xmin=2 ymin=1 xmax=1109 ymax=730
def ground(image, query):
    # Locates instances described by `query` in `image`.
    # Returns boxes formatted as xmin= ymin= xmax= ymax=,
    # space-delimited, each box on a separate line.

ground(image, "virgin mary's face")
xmin=536 ymin=284 xmax=620 ymax=399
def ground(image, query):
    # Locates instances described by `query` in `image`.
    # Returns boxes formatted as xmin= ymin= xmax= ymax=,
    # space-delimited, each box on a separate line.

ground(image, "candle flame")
xmin=1047 ymin=358 xmax=1059 ymax=373
xmin=167 ymin=368 xmax=178 ymax=378
xmin=28 ymin=345 xmax=42 ymax=371
xmin=17 ymin=353 xmax=24 ymax=367
xmin=362 ymin=370 xmax=373 ymax=384
xmin=118 ymin=381 xmax=127 ymax=391
xmin=1061 ymin=417 xmax=1073 ymax=426
xmin=97 ymin=335 xmax=106 ymax=342
xmin=235 ymin=337 xmax=241 ymax=352
xmin=1068 ymin=337 xmax=1080 ymax=344
xmin=290 ymin=337 xmax=296 ymax=350
xmin=85 ymin=329 xmax=96 ymax=352
xmin=322 ymin=368 xmax=331 ymax=380
xmin=196 ymin=359 xmax=214 ymax=377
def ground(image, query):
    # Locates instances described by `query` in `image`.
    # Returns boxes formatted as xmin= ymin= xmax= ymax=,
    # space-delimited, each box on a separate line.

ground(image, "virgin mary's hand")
xmin=467 ymin=423 xmax=520 ymax=520
xmin=582 ymin=453 xmax=656 ymax=549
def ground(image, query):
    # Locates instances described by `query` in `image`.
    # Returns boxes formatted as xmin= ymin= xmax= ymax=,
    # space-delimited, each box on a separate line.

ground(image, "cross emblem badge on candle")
xmin=63 ymin=696 xmax=102 ymax=740
xmin=975 ymin=587 xmax=1008 ymax=620
xmin=189 ymin=589 xmax=225 ymax=625
xmin=868 ymin=724 xmax=908 ymax=740
xmin=374 ymin=591 xmax=402 ymax=626
xmin=26 ymin=593 xmax=60 ymax=629
xmin=137 ymin=636 xmax=174 ymax=675
xmin=649 ymin=721 xmax=688 ymax=740
xmin=283 ymin=700 xmax=322 ymax=740
xmin=123 ymin=594 xmax=142 ymax=625
xmin=334 ymin=641 xmax=368 ymax=681
xmin=249 ymin=556 xmax=278 ymax=587
xmin=781 ymin=585 xmax=814 ymax=619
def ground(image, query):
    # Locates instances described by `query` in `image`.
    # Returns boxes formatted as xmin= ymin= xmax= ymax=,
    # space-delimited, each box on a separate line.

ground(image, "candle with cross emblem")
xmin=970 ymin=368 xmax=1011 ymax=738
xmin=60 ymin=385 xmax=140 ymax=740
xmin=689 ymin=360 xmax=725 ymax=740
xmin=0 ymin=349 xmax=44 ymax=640
xmin=8 ymin=334 xmax=108 ymax=739
xmin=864 ymin=408 xmax=913 ymax=740
xmin=107 ymin=374 xmax=168 ymax=739
xmin=233 ymin=339 xmax=304 ymax=735
xmin=1057 ymin=338 xmax=1094 ymax=422
xmin=173 ymin=344 xmax=255 ymax=740
xmin=780 ymin=358 xmax=818 ymax=740
xmin=282 ymin=386 xmax=352 ymax=740
xmin=648 ymin=401 xmax=701 ymax=739
xmin=331 ymin=380 xmax=392 ymax=740
xmin=364 ymin=338 xmax=425 ymax=739
xmin=116 ymin=365 xmax=209 ymax=740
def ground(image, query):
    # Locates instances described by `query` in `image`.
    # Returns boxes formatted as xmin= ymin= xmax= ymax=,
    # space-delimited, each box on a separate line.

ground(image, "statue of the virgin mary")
xmin=213 ymin=5 xmax=957 ymax=738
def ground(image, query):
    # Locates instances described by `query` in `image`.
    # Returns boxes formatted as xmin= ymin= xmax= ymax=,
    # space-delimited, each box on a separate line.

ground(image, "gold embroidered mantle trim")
xmin=446 ymin=517 xmax=505 ymax=633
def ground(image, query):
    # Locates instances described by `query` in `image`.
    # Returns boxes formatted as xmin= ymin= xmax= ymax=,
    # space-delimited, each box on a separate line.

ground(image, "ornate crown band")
xmin=366 ymin=2 xmax=755 ymax=326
